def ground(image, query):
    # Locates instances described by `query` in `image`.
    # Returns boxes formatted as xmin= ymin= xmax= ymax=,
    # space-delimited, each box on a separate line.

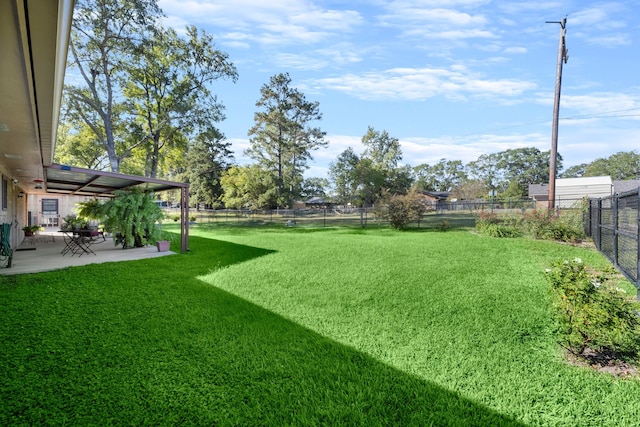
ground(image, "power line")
xmin=459 ymin=107 xmax=640 ymax=137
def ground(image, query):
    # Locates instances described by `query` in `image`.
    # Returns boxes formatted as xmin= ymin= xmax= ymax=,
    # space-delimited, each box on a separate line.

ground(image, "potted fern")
xmin=100 ymin=189 xmax=164 ymax=249
xmin=22 ymin=225 xmax=41 ymax=236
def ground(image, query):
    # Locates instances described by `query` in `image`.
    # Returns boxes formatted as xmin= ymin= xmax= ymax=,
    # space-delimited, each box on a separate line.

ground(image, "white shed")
xmin=555 ymin=176 xmax=613 ymax=208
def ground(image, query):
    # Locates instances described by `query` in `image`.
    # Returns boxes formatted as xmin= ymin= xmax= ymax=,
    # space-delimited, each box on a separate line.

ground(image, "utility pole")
xmin=546 ymin=18 xmax=568 ymax=212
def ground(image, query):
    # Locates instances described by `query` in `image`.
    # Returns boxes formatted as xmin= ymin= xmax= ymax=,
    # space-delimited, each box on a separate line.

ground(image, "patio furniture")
xmin=1 ymin=223 xmax=12 ymax=268
xmin=60 ymin=229 xmax=103 ymax=256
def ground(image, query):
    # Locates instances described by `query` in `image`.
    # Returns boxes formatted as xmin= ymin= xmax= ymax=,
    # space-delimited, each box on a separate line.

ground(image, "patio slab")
xmin=0 ymin=232 xmax=175 ymax=276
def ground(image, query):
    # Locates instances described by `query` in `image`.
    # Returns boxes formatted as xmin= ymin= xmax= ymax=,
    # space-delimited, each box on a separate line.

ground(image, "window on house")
xmin=41 ymin=198 xmax=60 ymax=227
xmin=41 ymin=199 xmax=58 ymax=215
xmin=1 ymin=176 xmax=7 ymax=210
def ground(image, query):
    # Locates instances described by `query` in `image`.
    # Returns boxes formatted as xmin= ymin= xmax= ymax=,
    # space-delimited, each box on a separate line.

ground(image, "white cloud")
xmin=400 ymin=133 xmax=549 ymax=165
xmin=377 ymin=3 xmax=496 ymax=40
xmin=571 ymin=4 xmax=627 ymax=29
xmin=569 ymin=4 xmax=632 ymax=47
xmin=272 ymin=53 xmax=329 ymax=71
xmin=577 ymin=33 xmax=632 ymax=47
xmin=504 ymin=46 xmax=527 ymax=54
xmin=536 ymin=92 xmax=640 ymax=118
xmin=158 ymin=0 xmax=363 ymax=46
xmin=309 ymin=66 xmax=536 ymax=101
xmin=497 ymin=1 xmax=563 ymax=14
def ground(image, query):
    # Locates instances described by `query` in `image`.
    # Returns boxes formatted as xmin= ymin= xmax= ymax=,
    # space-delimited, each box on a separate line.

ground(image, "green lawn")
xmin=2 ymin=226 xmax=639 ymax=426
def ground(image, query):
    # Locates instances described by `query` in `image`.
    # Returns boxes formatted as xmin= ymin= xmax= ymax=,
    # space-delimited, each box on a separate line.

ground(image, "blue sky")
xmin=157 ymin=0 xmax=640 ymax=179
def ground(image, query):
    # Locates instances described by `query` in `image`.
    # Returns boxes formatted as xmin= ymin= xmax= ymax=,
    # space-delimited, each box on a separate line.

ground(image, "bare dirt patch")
xmin=566 ymin=349 xmax=639 ymax=378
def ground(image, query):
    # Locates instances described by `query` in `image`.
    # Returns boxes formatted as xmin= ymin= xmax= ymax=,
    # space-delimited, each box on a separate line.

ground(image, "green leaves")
xmin=101 ymin=189 xmax=164 ymax=248
xmin=546 ymin=258 xmax=640 ymax=358
xmin=379 ymin=191 xmax=427 ymax=230
xmin=246 ymin=73 xmax=327 ymax=207
xmin=63 ymin=0 xmax=237 ymax=178
xmin=329 ymin=128 xmax=410 ymax=206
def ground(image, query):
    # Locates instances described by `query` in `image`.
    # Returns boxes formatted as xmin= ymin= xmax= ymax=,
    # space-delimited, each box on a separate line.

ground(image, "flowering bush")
xmin=545 ymin=258 xmax=640 ymax=358
xmin=475 ymin=211 xmax=521 ymax=237
xmin=475 ymin=209 xmax=585 ymax=242
xmin=382 ymin=192 xmax=428 ymax=230
xmin=522 ymin=209 xmax=551 ymax=239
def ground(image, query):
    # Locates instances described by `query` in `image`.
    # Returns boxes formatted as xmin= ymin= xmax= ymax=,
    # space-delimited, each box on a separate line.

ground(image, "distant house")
xmin=420 ymin=191 xmax=450 ymax=210
xmin=296 ymin=196 xmax=332 ymax=209
xmin=528 ymin=176 xmax=614 ymax=208
xmin=528 ymin=184 xmax=549 ymax=205
xmin=613 ymin=179 xmax=640 ymax=194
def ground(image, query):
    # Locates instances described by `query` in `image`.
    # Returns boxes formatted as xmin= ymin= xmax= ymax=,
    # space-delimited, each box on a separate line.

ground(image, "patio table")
xmin=60 ymin=229 xmax=100 ymax=256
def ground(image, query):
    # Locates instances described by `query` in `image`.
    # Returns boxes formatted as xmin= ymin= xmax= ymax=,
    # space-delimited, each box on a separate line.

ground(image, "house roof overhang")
xmin=1 ymin=0 xmax=190 ymax=252
xmin=0 ymin=0 xmax=74 ymax=193
xmin=45 ymin=164 xmax=188 ymax=197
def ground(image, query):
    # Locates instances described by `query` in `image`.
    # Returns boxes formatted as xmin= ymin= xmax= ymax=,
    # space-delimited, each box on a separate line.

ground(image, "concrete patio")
xmin=0 ymin=231 xmax=176 ymax=276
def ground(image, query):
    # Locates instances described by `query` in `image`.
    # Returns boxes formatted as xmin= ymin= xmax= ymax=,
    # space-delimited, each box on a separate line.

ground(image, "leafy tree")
xmin=220 ymin=165 xmax=278 ymax=210
xmin=65 ymin=0 xmax=162 ymax=173
xmin=181 ymin=129 xmax=233 ymax=209
xmin=501 ymin=180 xmax=527 ymax=201
xmin=362 ymin=126 xmax=402 ymax=171
xmin=386 ymin=165 xmax=414 ymax=195
xmin=353 ymin=158 xmax=387 ymax=206
xmin=123 ymin=25 xmax=237 ymax=178
xmin=450 ymin=179 xmax=486 ymax=201
xmin=328 ymin=128 xmax=411 ymax=206
xmin=467 ymin=153 xmax=501 ymax=194
xmin=414 ymin=159 xmax=466 ymax=192
xmin=54 ymin=122 xmax=109 ymax=170
xmin=246 ymin=73 xmax=327 ymax=207
xmin=329 ymin=147 xmax=360 ymax=205
xmin=561 ymin=163 xmax=588 ymax=178
xmin=301 ymin=178 xmax=330 ymax=199
xmin=63 ymin=0 xmax=236 ymax=177
xmin=583 ymin=151 xmax=640 ymax=180
xmin=467 ymin=148 xmax=561 ymax=197
xmin=496 ymin=147 xmax=560 ymax=197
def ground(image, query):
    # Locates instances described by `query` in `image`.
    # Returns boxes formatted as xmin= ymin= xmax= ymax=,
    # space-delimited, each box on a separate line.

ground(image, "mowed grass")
xmin=1 ymin=226 xmax=639 ymax=426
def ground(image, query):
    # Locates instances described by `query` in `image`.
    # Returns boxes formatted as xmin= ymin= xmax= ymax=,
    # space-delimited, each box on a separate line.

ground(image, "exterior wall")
xmin=26 ymin=194 xmax=110 ymax=230
xmin=555 ymin=176 xmax=613 ymax=208
xmin=0 ymin=173 xmax=26 ymax=248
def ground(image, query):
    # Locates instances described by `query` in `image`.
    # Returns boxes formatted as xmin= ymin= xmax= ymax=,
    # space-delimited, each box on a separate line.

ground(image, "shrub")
xmin=482 ymin=224 xmax=522 ymax=238
xmin=521 ymin=209 xmax=551 ymax=239
xmin=477 ymin=209 xmax=586 ymax=242
xmin=475 ymin=211 xmax=521 ymax=237
xmin=541 ymin=218 xmax=583 ymax=242
xmin=545 ymin=258 xmax=640 ymax=358
xmin=383 ymin=192 xmax=427 ymax=230
xmin=474 ymin=211 xmax=500 ymax=233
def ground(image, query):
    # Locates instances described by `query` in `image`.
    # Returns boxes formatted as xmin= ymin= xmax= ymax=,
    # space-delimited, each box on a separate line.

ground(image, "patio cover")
xmin=45 ymin=164 xmax=190 ymax=253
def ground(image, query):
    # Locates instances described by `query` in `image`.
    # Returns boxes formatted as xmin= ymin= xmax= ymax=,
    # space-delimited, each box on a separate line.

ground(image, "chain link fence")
xmin=586 ymin=188 xmax=640 ymax=291
xmin=168 ymin=197 xmax=587 ymax=230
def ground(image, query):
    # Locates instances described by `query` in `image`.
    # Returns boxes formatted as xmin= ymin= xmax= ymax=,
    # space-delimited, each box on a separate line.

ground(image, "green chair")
xmin=0 ymin=223 xmax=12 ymax=268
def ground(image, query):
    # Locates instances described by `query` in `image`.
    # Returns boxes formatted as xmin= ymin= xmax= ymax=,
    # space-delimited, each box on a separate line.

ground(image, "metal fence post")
xmin=613 ymin=193 xmax=619 ymax=268
xmin=596 ymin=198 xmax=602 ymax=251
xmin=637 ymin=188 xmax=640 ymax=294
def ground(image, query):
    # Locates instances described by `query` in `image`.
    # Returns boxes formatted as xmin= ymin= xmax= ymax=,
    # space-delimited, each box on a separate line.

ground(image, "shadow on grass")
xmin=1 ymin=236 xmax=524 ymax=426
